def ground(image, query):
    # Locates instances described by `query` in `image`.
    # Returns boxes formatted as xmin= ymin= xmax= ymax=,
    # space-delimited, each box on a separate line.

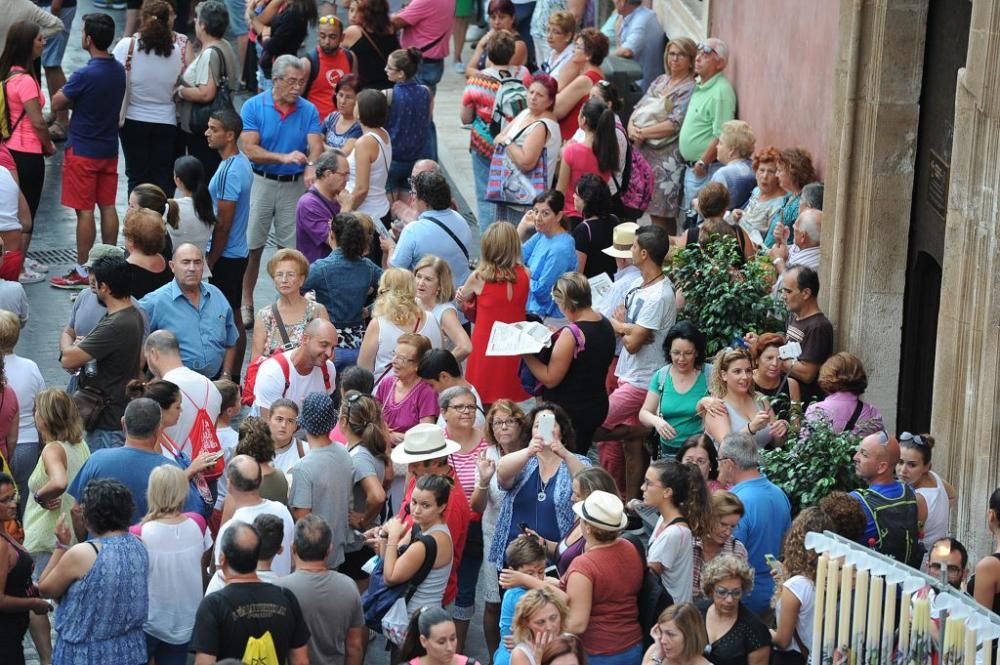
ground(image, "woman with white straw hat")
xmin=565 ymin=489 xmax=644 ymax=664
xmin=374 ymin=423 xmax=473 ymax=611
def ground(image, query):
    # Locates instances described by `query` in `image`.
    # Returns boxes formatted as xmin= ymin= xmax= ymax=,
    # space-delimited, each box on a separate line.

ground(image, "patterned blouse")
xmin=692 ymin=536 xmax=749 ymax=602
xmin=256 ymin=299 xmax=321 ymax=356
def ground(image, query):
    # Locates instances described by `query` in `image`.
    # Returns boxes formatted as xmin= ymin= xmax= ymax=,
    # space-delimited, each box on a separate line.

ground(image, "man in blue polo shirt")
xmin=206 ymin=109 xmax=254 ymax=381
xmin=239 ymin=53 xmax=324 ymax=329
xmin=139 ymin=243 xmax=239 ymax=380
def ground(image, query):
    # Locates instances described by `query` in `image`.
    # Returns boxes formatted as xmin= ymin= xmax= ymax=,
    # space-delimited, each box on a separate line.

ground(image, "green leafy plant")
xmin=666 ymin=234 xmax=786 ymax=356
xmin=760 ymin=415 xmax=864 ymax=512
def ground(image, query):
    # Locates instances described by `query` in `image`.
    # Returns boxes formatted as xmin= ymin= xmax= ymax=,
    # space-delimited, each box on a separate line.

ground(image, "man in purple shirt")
xmin=295 ymin=150 xmax=347 ymax=263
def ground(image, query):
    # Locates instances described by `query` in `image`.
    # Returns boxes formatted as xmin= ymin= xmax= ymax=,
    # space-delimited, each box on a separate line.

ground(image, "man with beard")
xmin=302 ymin=14 xmax=357 ymax=119
xmin=58 ymin=254 xmax=146 ymax=450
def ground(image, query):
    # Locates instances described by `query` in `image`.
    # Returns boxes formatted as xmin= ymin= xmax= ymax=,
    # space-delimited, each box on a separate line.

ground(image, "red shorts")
xmin=601 ymin=380 xmax=648 ymax=429
xmin=61 ymin=147 xmax=118 ymax=210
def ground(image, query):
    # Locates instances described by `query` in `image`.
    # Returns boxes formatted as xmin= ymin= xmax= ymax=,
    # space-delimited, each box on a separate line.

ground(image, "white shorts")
xmin=0 ymin=168 xmax=21 ymax=232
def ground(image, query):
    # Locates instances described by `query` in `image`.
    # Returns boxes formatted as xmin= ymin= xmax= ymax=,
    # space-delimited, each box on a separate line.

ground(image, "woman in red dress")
xmin=458 ymin=222 xmax=530 ymax=405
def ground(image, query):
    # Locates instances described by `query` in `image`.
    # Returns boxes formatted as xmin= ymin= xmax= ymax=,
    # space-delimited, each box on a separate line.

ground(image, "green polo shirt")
xmin=678 ymin=73 xmax=737 ymax=162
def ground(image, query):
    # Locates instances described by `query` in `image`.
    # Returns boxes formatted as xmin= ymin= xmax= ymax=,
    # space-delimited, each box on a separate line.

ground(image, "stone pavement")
xmin=19 ymin=1 xmax=488 ymax=663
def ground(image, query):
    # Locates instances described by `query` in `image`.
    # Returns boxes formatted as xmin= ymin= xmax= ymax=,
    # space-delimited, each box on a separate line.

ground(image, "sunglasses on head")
xmin=899 ymin=431 xmax=928 ymax=447
xmin=696 ymin=42 xmax=718 ymax=56
xmin=319 ymin=15 xmax=342 ymax=26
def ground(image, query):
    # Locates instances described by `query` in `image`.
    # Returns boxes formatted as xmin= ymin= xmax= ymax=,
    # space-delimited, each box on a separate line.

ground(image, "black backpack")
xmin=304 ymin=47 xmax=356 ymax=97
xmin=624 ymin=525 xmax=679 ymax=648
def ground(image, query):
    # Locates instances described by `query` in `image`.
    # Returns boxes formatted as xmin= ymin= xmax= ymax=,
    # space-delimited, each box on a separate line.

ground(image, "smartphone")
xmin=778 ymin=341 xmax=802 ymax=360
xmin=765 ymin=553 xmax=780 ymax=571
xmin=519 ymin=522 xmax=530 ymax=534
xmin=537 ymin=411 xmax=555 ymax=443
xmin=204 ymin=450 xmax=225 ymax=463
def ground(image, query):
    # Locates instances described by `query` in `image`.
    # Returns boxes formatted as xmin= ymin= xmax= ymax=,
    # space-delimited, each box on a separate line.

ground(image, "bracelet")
xmin=747 ymin=423 xmax=755 ymax=435
xmin=477 ymin=482 xmax=490 ymax=490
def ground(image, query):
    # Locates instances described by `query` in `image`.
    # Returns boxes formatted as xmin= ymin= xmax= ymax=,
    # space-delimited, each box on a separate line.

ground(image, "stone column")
xmin=821 ymin=0 xmax=929 ymax=428
xmin=930 ymin=0 xmax=1000 ymax=558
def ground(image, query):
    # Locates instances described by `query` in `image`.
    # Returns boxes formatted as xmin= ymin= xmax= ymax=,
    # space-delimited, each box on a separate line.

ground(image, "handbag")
xmin=362 ymin=532 xmax=438 ymax=644
xmin=119 ymin=35 xmax=137 ymax=128
xmin=485 ymin=121 xmax=548 ymax=206
xmin=630 ymin=94 xmax=674 ymax=150
xmin=73 ymin=385 xmax=109 ymax=431
xmin=518 ymin=323 xmax=585 ymax=396
xmin=189 ymin=46 xmax=234 ymax=135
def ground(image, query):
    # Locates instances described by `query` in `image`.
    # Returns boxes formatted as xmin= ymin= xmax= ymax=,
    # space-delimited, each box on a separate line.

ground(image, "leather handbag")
xmin=118 ymin=35 xmax=137 ymax=127
xmin=189 ymin=46 xmax=234 ymax=135
xmin=73 ymin=385 xmax=109 ymax=431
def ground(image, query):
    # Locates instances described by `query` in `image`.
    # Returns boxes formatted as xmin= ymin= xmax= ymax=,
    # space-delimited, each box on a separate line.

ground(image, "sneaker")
xmin=18 ymin=269 xmax=44 ymax=284
xmin=466 ymin=25 xmax=486 ymax=42
xmin=24 ymin=258 xmax=48 ymax=273
xmin=452 ymin=61 xmax=465 ymax=74
xmin=49 ymin=270 xmax=88 ymax=289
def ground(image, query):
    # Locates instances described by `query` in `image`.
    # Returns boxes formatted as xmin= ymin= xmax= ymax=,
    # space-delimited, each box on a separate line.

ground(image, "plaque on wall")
xmin=927 ymin=150 xmax=949 ymax=220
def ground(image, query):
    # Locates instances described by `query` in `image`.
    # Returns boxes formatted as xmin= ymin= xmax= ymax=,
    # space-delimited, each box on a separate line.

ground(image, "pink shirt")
xmin=397 ymin=0 xmax=454 ymax=60
xmin=447 ymin=435 xmax=489 ymax=500
xmin=5 ymin=70 xmax=44 ymax=153
xmin=561 ymin=141 xmax=610 ymax=218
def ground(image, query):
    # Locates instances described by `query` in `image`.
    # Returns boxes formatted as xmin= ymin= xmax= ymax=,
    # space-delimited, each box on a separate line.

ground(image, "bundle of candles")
xmin=804 ymin=531 xmax=1000 ymax=665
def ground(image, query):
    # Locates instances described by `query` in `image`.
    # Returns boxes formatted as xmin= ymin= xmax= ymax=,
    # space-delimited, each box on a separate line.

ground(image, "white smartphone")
xmin=537 ymin=411 xmax=555 ymax=443
xmin=778 ymin=341 xmax=802 ymax=360
xmin=204 ymin=450 xmax=225 ymax=463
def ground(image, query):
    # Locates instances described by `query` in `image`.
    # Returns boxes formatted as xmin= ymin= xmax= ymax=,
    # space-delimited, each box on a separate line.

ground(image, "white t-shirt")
xmin=615 ymin=275 xmax=676 ymax=388
xmin=648 ymin=516 xmax=694 ymax=604
xmin=0 ymin=167 xmax=20 ymax=233
xmin=273 ymin=439 xmax=310 ymax=474
xmin=212 ymin=426 xmax=240 ymax=510
xmin=5 ymin=354 xmax=43 ymax=445
xmin=215 ymin=500 xmax=296 ymax=576
xmin=137 ymin=517 xmax=214 ymax=643
xmin=252 ymin=354 xmax=337 ymax=415
xmin=162 ymin=366 xmax=223 ymax=458
xmin=777 ymin=575 xmax=815 ymax=654
xmin=113 ymin=35 xmax=184 ymax=125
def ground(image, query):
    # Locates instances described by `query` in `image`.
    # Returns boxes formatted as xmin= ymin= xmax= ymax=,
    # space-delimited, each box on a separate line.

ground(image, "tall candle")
xmin=881 ymin=581 xmax=896 ymax=665
xmin=866 ymin=575 xmax=883 ymax=665
xmin=964 ymin=627 xmax=977 ymax=665
xmin=986 ymin=637 xmax=994 ymax=665
xmin=852 ymin=570 xmax=869 ymax=665
xmin=898 ymin=589 xmax=910 ymax=658
xmin=823 ymin=559 xmax=840 ymax=665
xmin=838 ymin=563 xmax=854 ymax=657
xmin=813 ymin=554 xmax=829 ymax=664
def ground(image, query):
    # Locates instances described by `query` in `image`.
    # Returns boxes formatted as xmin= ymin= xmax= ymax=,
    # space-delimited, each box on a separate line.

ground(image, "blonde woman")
xmin=251 ymin=248 xmax=330 ymax=361
xmin=414 ymin=255 xmax=472 ymax=362
xmin=22 ymin=389 xmax=90 ymax=664
xmin=458 ymin=222 xmax=531 ymax=404
xmin=510 ymin=588 xmax=569 ymax=665
xmin=129 ymin=464 xmax=213 ymax=664
xmin=703 ymin=348 xmax=786 ymax=448
xmin=358 ymin=267 xmax=443 ymax=378
xmin=710 ymin=120 xmax=757 ymax=210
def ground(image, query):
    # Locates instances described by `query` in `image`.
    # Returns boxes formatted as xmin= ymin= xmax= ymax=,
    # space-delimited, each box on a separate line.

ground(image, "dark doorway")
xmin=897 ymin=0 xmax=971 ymax=432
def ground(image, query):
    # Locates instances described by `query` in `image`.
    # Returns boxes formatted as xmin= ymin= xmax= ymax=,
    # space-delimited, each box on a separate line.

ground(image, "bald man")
xmin=251 ymin=318 xmax=338 ymax=419
xmin=849 ymin=432 xmax=927 ymax=567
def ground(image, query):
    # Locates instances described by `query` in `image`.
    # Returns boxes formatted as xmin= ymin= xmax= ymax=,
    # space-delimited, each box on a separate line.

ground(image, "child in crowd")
xmin=268 ymin=397 xmax=309 ymax=473
xmin=209 ymin=379 xmax=241 ymax=536
xmin=494 ymin=535 xmax=550 ymax=665
xmin=205 ymin=513 xmax=285 ymax=594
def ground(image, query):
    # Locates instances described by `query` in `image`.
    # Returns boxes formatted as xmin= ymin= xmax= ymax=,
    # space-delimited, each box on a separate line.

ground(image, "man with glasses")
xmin=928 ymin=537 xmax=968 ymax=590
xmin=612 ymin=0 xmax=665 ymax=88
xmin=850 ymin=431 xmax=927 ymax=568
xmin=295 ymin=150 xmax=350 ymax=263
xmin=240 ymin=54 xmax=325 ymax=334
xmin=677 ymin=37 xmax=736 ymax=215
xmin=717 ymin=430 xmax=791 ymax=616
xmin=302 ymin=15 xmax=357 ymax=119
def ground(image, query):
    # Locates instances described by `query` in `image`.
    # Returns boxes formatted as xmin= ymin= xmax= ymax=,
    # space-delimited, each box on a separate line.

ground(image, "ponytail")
xmin=398 ymin=606 xmax=453 ymax=661
xmin=164 ymin=199 xmax=180 ymax=230
xmin=174 ymin=155 xmax=218 ymax=227
xmin=340 ymin=391 xmax=389 ymax=462
xmin=593 ymin=107 xmax=619 ymax=174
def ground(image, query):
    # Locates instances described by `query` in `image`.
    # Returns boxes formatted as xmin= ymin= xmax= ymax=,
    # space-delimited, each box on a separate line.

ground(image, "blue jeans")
xmin=145 ymin=633 xmax=190 ymax=665
xmin=588 ymin=643 xmax=644 ymax=665
xmin=471 ymin=150 xmax=497 ymax=233
xmin=334 ymin=347 xmax=360 ymax=374
xmin=454 ymin=522 xmax=483 ymax=619
xmin=86 ymin=429 xmax=125 ymax=451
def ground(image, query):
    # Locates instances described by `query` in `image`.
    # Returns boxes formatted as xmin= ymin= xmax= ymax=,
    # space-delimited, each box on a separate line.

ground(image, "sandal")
xmin=49 ymin=121 xmax=67 ymax=142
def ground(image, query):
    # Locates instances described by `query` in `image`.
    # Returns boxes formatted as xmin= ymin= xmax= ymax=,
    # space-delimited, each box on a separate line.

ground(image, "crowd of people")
xmin=0 ymin=0 xmax=995 ymax=664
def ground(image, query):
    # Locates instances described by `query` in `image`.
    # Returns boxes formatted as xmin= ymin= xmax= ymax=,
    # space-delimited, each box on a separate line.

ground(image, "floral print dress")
xmin=634 ymin=75 xmax=696 ymax=218
xmin=256 ymin=299 xmax=321 ymax=356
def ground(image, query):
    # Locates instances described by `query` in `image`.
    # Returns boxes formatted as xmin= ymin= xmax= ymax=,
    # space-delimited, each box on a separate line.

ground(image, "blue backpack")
xmin=361 ymin=532 xmax=438 ymax=631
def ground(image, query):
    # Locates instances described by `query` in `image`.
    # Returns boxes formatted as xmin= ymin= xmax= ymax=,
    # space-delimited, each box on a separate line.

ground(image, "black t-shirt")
xmin=697 ymin=601 xmax=772 ymax=665
xmin=572 ymin=215 xmax=617 ymax=279
xmin=77 ymin=306 xmax=145 ymax=430
xmin=126 ymin=263 xmax=173 ymax=300
xmin=785 ymin=311 xmax=834 ymax=405
xmin=190 ymin=581 xmax=310 ymax=661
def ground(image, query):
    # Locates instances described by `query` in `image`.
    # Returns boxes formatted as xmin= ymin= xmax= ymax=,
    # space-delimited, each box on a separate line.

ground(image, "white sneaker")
xmin=18 ymin=269 xmax=44 ymax=284
xmin=453 ymin=61 xmax=465 ymax=74
xmin=24 ymin=258 xmax=48 ymax=273
xmin=466 ymin=25 xmax=486 ymax=41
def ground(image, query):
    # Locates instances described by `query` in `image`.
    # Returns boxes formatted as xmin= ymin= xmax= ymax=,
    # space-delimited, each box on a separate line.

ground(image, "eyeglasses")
xmin=670 ymin=350 xmax=695 ymax=359
xmin=319 ymin=15 xmax=342 ymax=26
xmin=278 ymin=76 xmax=305 ymax=88
xmin=273 ymin=271 xmax=299 ymax=280
xmin=624 ymin=285 xmax=641 ymax=312
xmin=899 ymin=432 xmax=927 ymax=447
xmin=448 ymin=404 xmax=478 ymax=414
xmin=928 ymin=562 xmax=962 ymax=575
xmin=666 ymin=51 xmax=688 ymax=59
xmin=714 ymin=586 xmax=743 ymax=600
xmin=392 ymin=353 xmax=417 ymax=364
xmin=492 ymin=418 xmax=518 ymax=429
xmin=696 ymin=42 xmax=719 ymax=56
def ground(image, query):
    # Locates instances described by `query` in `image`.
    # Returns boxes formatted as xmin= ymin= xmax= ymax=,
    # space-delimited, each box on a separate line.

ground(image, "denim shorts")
xmin=40 ymin=6 xmax=76 ymax=68
xmin=455 ymin=521 xmax=484 ymax=615
xmin=224 ymin=0 xmax=250 ymax=38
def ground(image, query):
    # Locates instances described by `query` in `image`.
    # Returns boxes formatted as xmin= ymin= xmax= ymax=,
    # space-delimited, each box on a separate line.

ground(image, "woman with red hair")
xmin=730 ymin=146 xmax=787 ymax=248
xmin=751 ymin=332 xmax=799 ymax=422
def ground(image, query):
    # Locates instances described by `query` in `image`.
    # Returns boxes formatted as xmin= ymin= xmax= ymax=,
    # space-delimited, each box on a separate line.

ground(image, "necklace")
xmin=537 ymin=466 xmax=554 ymax=502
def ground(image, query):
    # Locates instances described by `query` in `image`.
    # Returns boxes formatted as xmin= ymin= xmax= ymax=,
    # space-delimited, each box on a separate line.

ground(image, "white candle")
xmin=812 ymin=554 xmax=828 ymax=663
xmin=964 ymin=627 xmax=977 ymax=665
xmin=866 ymin=575 xmax=883 ymax=665
xmin=898 ymin=588 xmax=910 ymax=658
xmin=881 ymin=581 xmax=896 ymax=665
xmin=823 ymin=558 xmax=840 ymax=660
xmin=838 ymin=563 xmax=853 ymax=656
xmin=852 ymin=570 xmax=870 ymax=665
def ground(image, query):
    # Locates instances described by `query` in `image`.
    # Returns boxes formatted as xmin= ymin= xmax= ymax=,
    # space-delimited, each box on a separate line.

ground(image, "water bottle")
xmin=84 ymin=359 xmax=98 ymax=378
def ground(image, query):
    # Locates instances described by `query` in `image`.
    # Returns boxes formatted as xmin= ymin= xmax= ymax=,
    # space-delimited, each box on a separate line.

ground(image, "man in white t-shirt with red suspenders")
xmin=252 ymin=319 xmax=338 ymax=420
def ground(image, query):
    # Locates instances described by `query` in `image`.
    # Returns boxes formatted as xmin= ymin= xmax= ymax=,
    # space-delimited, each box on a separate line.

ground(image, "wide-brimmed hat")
xmin=601 ymin=222 xmax=639 ymax=258
xmin=390 ymin=423 xmax=461 ymax=464
xmin=84 ymin=244 xmax=125 ymax=268
xmin=572 ymin=490 xmax=629 ymax=531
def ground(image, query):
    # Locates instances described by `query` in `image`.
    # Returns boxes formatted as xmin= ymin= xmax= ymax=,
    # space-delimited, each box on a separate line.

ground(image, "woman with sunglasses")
xmin=699 ymin=554 xmax=771 ymax=665
xmin=896 ymin=432 xmax=955 ymax=551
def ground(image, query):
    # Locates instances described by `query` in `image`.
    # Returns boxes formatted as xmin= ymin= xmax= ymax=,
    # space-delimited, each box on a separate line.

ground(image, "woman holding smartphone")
xmin=486 ymin=404 xmax=590 ymax=572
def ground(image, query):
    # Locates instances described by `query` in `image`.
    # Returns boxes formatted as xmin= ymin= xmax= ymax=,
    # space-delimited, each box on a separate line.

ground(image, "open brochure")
xmin=589 ymin=273 xmax=613 ymax=312
xmin=485 ymin=321 xmax=554 ymax=356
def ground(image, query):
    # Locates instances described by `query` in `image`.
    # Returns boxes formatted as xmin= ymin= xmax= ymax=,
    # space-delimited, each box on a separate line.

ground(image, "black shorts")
xmin=339 ymin=545 xmax=375 ymax=580
xmin=210 ymin=255 xmax=248 ymax=318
